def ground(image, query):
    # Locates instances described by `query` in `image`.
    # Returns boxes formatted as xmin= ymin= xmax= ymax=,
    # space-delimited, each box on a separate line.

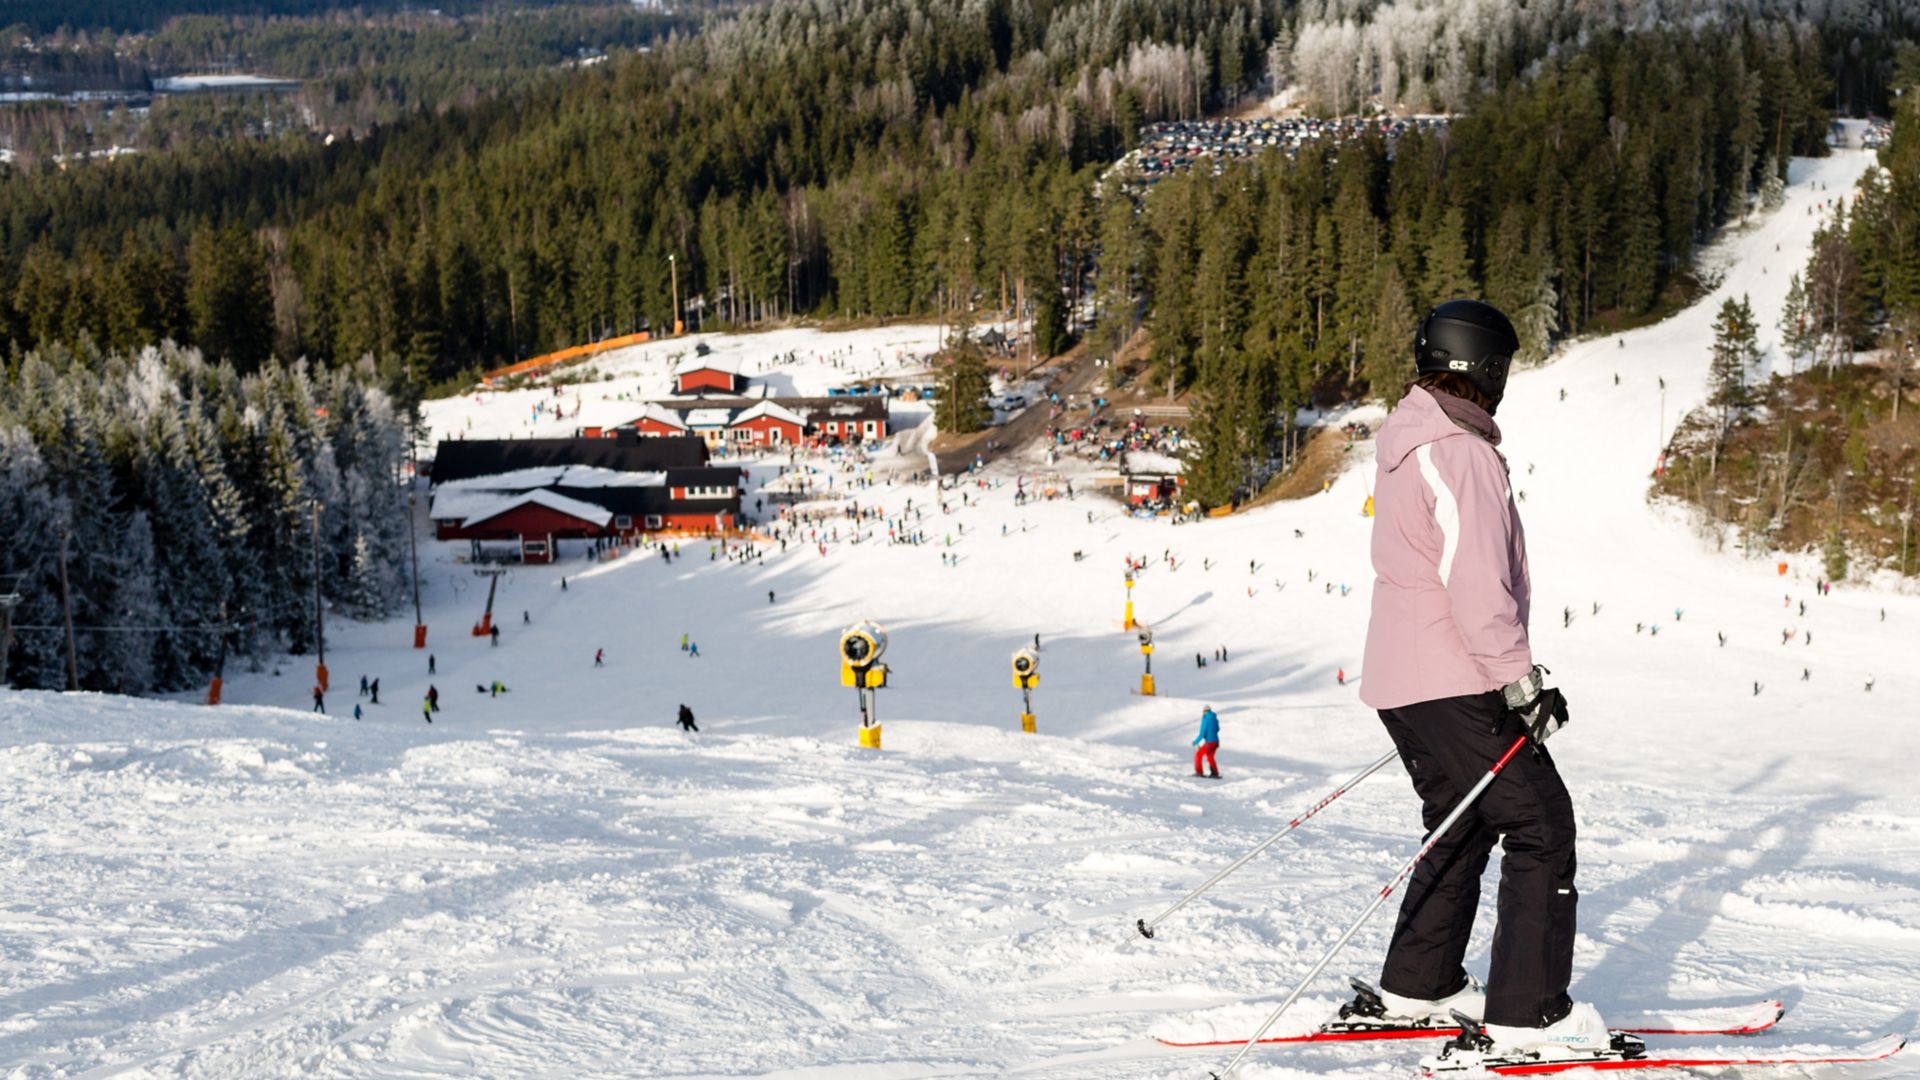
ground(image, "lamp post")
xmin=311 ymin=500 xmax=328 ymax=693
xmin=57 ymin=526 xmax=76 ymax=691
xmin=668 ymin=253 xmax=682 ymax=336
xmin=408 ymin=491 xmax=426 ymax=648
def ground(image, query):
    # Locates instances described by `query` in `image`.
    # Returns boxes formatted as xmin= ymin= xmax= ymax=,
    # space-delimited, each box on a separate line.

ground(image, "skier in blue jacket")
xmin=1192 ymin=706 xmax=1221 ymax=779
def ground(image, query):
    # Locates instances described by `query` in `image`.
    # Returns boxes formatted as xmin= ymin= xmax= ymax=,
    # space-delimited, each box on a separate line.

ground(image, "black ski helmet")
xmin=1414 ymin=299 xmax=1520 ymax=408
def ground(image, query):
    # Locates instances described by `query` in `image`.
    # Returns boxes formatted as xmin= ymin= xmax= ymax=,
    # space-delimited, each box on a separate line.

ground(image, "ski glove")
xmin=1501 ymin=664 xmax=1570 ymax=744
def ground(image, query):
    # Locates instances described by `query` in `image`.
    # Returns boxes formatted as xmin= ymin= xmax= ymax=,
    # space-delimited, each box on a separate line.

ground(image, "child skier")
xmin=1357 ymin=300 xmax=1597 ymax=1065
xmin=1191 ymin=706 xmax=1220 ymax=779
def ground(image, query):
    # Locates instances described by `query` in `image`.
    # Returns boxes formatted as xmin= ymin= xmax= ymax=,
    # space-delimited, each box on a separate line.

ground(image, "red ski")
xmin=1156 ymin=997 xmax=1786 ymax=1049
xmin=1428 ymin=1032 xmax=1906 ymax=1076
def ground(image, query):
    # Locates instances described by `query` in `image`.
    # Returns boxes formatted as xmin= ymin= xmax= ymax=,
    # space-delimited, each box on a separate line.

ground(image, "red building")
xmin=673 ymin=355 xmax=746 ymax=395
xmin=434 ymin=490 xmax=614 ymax=563
xmin=728 ymin=401 xmax=806 ymax=447
xmin=607 ymin=396 xmax=889 ymax=447
xmin=428 ymin=436 xmax=744 ymax=560
xmin=629 ymin=404 xmax=691 ymax=437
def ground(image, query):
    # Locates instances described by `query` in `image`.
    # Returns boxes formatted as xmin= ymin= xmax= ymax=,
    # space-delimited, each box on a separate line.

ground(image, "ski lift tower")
xmin=0 ymin=573 xmax=22 ymax=688
xmin=471 ymin=559 xmax=511 ymax=637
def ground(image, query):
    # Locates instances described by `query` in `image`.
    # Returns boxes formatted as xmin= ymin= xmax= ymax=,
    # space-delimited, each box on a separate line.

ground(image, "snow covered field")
xmin=426 ymin=324 xmax=962 ymax=444
xmin=4 ymin=140 xmax=1919 ymax=1078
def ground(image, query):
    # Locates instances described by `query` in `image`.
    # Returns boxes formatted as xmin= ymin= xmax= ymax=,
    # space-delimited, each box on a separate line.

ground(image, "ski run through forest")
xmin=2 ymin=131 xmax=1918 ymax=1079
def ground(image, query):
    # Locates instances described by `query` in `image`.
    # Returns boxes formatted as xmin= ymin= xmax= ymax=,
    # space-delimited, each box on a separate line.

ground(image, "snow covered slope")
xmin=431 ymin=323 xmax=955 ymax=442
xmin=3 ymin=139 xmax=1918 ymax=1078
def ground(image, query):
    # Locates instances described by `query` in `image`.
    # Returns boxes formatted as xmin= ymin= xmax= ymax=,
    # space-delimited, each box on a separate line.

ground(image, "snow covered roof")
xmin=437 ymin=489 xmax=614 ymax=529
xmin=684 ymin=408 xmax=734 ymax=428
xmin=430 ymin=435 xmax=707 ymax=486
xmin=630 ymin=403 xmax=688 ymax=430
xmin=1124 ymin=451 xmax=1185 ymax=475
xmin=432 ymin=466 xmax=668 ymax=496
xmin=673 ymin=354 xmax=743 ymax=376
xmin=733 ymin=400 xmax=804 ymax=426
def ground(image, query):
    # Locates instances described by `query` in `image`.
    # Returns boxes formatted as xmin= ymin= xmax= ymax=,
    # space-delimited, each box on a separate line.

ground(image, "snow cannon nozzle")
xmin=1136 ymin=918 xmax=1154 ymax=939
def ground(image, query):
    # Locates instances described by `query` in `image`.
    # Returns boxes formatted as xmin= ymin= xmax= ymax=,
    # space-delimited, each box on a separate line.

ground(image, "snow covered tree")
xmin=1515 ymin=246 xmax=1559 ymax=367
xmin=1759 ymin=154 xmax=1786 ymax=211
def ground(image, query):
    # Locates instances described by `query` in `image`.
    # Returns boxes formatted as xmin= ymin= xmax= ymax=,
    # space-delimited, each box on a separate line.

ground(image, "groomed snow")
xmin=428 ymin=324 xmax=977 ymax=444
xmin=3 ymin=134 xmax=1918 ymax=1078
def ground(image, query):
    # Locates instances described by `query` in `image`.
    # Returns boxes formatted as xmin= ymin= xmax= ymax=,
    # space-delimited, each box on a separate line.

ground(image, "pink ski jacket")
xmin=1360 ymin=385 xmax=1533 ymax=710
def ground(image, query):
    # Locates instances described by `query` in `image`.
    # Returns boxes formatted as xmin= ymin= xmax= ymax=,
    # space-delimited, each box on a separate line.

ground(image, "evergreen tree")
xmin=187 ymin=223 xmax=275 ymax=372
xmin=936 ymin=327 xmax=992 ymax=435
xmin=1362 ymin=262 xmax=1415 ymax=403
xmin=1708 ymin=294 xmax=1760 ymax=473
xmin=1779 ymin=271 xmax=1816 ymax=374
xmin=1422 ymin=205 xmax=1476 ymax=306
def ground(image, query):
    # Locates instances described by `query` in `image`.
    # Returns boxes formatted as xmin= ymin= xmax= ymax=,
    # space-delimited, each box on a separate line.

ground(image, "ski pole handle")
xmin=1138 ymin=747 xmax=1399 ymax=939
xmin=1210 ymin=734 xmax=1529 ymax=1079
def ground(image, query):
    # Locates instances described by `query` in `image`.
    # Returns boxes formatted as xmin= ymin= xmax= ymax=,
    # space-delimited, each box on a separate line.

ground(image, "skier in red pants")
xmin=1191 ymin=706 xmax=1220 ymax=779
xmin=1354 ymin=300 xmax=1596 ymax=1070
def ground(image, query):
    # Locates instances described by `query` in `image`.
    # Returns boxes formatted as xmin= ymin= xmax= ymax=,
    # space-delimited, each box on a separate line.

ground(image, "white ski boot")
xmin=1379 ymin=978 xmax=1486 ymax=1024
xmin=1423 ymin=1002 xmax=1644 ymax=1074
xmin=1483 ymin=1002 xmax=1613 ymax=1054
xmin=1330 ymin=977 xmax=1484 ymax=1034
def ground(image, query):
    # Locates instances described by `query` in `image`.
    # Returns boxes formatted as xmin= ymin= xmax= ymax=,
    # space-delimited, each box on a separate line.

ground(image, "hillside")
xmin=2 ymin=135 xmax=1917 ymax=1078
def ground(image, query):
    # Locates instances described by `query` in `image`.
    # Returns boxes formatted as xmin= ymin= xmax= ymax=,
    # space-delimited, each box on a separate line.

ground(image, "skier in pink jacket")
xmin=1350 ymin=300 xmax=1601 ymax=1067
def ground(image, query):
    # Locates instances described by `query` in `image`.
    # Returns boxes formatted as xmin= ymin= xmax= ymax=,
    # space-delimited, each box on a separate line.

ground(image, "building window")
xmin=614 ymin=515 xmax=632 ymax=529
xmin=732 ymin=428 xmax=752 ymax=442
xmin=644 ymin=514 xmax=664 ymax=529
xmin=522 ymin=540 xmax=548 ymax=557
xmin=769 ymin=428 xmax=783 ymax=444
xmin=683 ymin=484 xmax=733 ymax=498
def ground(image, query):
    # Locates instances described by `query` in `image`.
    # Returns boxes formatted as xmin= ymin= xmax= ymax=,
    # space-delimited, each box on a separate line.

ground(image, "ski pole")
xmin=1137 ymin=747 xmax=1399 ymax=939
xmin=1209 ymin=733 xmax=1531 ymax=1079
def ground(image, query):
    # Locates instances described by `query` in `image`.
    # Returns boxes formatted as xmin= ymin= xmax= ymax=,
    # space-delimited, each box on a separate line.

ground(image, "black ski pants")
xmin=1376 ymin=691 xmax=1577 ymax=1028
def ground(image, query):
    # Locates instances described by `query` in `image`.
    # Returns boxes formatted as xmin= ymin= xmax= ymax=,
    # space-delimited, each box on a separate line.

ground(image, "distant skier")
xmin=1867 ymin=674 xmax=1876 ymax=692
xmin=688 ymin=641 xmax=701 ymax=658
xmin=680 ymin=633 xmax=689 ymax=652
xmin=490 ymin=680 xmax=508 ymax=697
xmin=359 ymin=674 xmax=370 ymax=697
xmin=1802 ymin=667 xmax=1811 ymax=681
xmin=489 ymin=624 xmax=500 ymax=647
xmin=421 ymin=697 xmax=433 ymax=724
xmin=1717 ymin=631 xmax=1727 ymax=647
xmin=1754 ymin=681 xmax=1764 ymax=696
xmin=369 ymin=678 xmax=379 ymax=705
xmin=1191 ymin=706 xmax=1220 ymax=779
xmin=428 ymin=653 xmax=436 ymax=675
xmin=1357 ymin=300 xmax=1601 ymax=1060
xmin=523 ymin=610 xmax=531 ymax=625
xmin=353 ymin=703 xmax=363 ymax=720
xmin=769 ymin=590 xmax=776 ymax=604
xmin=1194 ymin=652 xmax=1206 ymax=669
xmin=678 ymin=704 xmax=699 ymax=732
xmin=1337 ymin=667 xmax=1346 ymax=686
xmin=312 ymin=686 xmax=325 ymax=714
xmin=594 ymin=648 xmax=605 ymax=667
xmin=427 ymin=685 xmax=440 ymax=713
